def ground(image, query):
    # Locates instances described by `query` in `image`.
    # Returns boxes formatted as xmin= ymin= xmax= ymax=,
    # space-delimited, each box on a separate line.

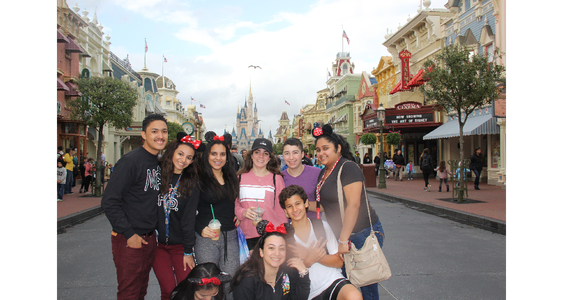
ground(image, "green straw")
xmin=210 ymin=204 xmax=216 ymax=220
xmin=256 ymin=199 xmax=259 ymax=212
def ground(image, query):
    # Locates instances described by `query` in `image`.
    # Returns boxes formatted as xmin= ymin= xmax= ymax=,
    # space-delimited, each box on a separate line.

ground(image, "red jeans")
xmin=111 ymin=231 xmax=157 ymax=300
xmin=152 ymin=244 xmax=191 ymax=300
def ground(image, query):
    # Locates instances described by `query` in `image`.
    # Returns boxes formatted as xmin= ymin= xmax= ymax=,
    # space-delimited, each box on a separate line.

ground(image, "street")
xmin=57 ymin=195 xmax=505 ymax=299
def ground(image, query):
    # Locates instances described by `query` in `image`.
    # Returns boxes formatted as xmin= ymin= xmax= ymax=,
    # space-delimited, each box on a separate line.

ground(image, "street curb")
xmin=366 ymin=190 xmax=506 ymax=235
xmin=57 ymin=206 xmax=104 ymax=232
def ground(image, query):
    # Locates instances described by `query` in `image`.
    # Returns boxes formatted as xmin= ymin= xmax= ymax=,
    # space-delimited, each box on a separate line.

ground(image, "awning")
xmin=65 ymin=37 xmax=85 ymax=54
xmin=145 ymin=100 xmax=155 ymax=114
xmin=154 ymin=100 xmax=167 ymax=115
xmin=407 ymin=69 xmax=428 ymax=88
xmin=57 ymin=78 xmax=69 ymax=91
xmin=64 ymin=81 xmax=82 ymax=96
xmin=57 ymin=29 xmax=69 ymax=43
xmin=389 ymin=80 xmax=413 ymax=95
xmin=423 ymin=114 xmax=499 ymax=140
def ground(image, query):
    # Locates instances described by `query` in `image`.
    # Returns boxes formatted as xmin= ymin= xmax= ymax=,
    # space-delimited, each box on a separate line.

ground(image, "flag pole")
xmin=144 ymin=38 xmax=147 ymax=69
xmin=341 ymin=26 xmax=343 ymax=54
xmin=162 ymin=55 xmax=164 ymax=88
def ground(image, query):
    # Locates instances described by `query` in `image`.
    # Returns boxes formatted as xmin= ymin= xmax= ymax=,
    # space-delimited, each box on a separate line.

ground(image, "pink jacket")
xmin=434 ymin=167 xmax=452 ymax=179
xmin=235 ymin=170 xmax=287 ymax=239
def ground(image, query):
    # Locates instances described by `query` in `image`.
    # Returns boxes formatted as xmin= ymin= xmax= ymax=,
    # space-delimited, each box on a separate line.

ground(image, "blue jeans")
xmin=343 ymin=220 xmax=385 ymax=300
xmin=57 ymin=183 xmax=65 ymax=200
xmin=64 ymin=171 xmax=74 ymax=193
xmin=472 ymin=169 xmax=481 ymax=187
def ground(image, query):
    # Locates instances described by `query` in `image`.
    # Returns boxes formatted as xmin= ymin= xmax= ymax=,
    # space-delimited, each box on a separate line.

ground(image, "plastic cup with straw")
xmin=253 ymin=199 xmax=264 ymax=226
xmin=209 ymin=204 xmax=221 ymax=241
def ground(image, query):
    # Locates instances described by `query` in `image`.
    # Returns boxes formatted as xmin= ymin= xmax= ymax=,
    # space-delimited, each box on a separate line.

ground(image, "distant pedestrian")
xmin=101 ymin=114 xmax=168 ymax=300
xmin=363 ymin=152 xmax=372 ymax=164
xmin=354 ymin=151 xmax=361 ymax=164
xmin=406 ymin=160 xmax=415 ymax=180
xmin=83 ymin=158 xmax=94 ymax=194
xmin=435 ymin=161 xmax=452 ymax=192
xmin=57 ymin=160 xmax=67 ymax=201
xmin=469 ymin=147 xmax=484 ymax=190
xmin=374 ymin=152 xmax=381 ymax=176
xmin=79 ymin=157 xmax=87 ymax=193
xmin=72 ymin=148 xmax=78 ymax=188
xmin=393 ymin=149 xmax=405 ymax=181
xmin=63 ymin=148 xmax=75 ymax=194
xmin=420 ymin=148 xmax=434 ymax=191
xmin=230 ymin=144 xmax=244 ymax=172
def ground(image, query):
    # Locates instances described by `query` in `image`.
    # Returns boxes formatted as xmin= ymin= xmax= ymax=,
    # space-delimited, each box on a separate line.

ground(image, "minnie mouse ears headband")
xmin=204 ymin=131 xmax=233 ymax=147
xmin=256 ymin=220 xmax=287 ymax=236
xmin=312 ymin=124 xmax=334 ymax=139
xmin=177 ymin=132 xmax=205 ymax=152
xmin=186 ymin=272 xmax=232 ymax=286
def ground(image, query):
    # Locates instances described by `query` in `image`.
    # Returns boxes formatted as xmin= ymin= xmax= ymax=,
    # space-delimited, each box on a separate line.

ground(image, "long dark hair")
xmin=199 ymin=132 xmax=239 ymax=200
xmin=171 ymin=262 xmax=230 ymax=300
xmin=159 ymin=138 xmax=199 ymax=197
xmin=230 ymin=225 xmax=286 ymax=290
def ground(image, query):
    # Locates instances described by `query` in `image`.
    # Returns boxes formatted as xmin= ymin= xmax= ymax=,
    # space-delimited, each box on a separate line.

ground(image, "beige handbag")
xmin=337 ymin=161 xmax=392 ymax=287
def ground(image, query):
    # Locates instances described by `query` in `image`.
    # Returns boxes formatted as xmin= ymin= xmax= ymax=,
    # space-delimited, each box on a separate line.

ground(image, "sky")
xmin=69 ymin=0 xmax=426 ymax=137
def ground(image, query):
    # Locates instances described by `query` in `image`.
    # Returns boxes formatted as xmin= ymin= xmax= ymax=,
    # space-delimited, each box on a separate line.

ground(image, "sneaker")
xmin=57 ymin=199 xmax=62 ymax=202
xmin=79 ymin=189 xmax=83 ymax=193
xmin=423 ymin=187 xmax=427 ymax=191
xmin=428 ymin=185 xmax=431 ymax=192
xmin=475 ymin=186 xmax=480 ymax=190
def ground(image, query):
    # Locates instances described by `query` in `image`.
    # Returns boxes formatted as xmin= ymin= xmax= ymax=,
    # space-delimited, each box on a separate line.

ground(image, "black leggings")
xmin=423 ymin=171 xmax=431 ymax=187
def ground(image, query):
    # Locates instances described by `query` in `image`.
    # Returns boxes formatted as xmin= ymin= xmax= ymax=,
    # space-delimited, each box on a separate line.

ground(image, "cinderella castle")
xmin=229 ymin=84 xmax=274 ymax=151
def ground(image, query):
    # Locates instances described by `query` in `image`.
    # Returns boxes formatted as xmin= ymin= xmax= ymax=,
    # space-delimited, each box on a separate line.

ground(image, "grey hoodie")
xmin=57 ymin=166 xmax=67 ymax=184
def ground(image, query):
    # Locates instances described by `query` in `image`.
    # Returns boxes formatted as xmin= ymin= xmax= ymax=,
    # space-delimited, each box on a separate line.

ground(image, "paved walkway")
xmin=365 ymin=174 xmax=505 ymax=234
xmin=58 ymin=175 xmax=506 ymax=233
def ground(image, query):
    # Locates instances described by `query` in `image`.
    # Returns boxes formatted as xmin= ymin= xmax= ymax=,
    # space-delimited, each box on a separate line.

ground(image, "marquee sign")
xmin=386 ymin=113 xmax=434 ymax=124
xmin=395 ymin=101 xmax=421 ymax=110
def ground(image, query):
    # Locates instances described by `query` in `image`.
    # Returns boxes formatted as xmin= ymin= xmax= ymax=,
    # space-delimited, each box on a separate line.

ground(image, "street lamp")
xmin=377 ymin=103 xmax=386 ymax=189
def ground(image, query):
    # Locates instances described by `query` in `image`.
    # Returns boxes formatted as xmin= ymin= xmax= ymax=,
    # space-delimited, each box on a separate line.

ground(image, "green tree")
xmin=69 ymin=76 xmax=138 ymax=196
xmin=167 ymin=122 xmax=184 ymax=142
xmin=422 ymin=44 xmax=505 ymax=200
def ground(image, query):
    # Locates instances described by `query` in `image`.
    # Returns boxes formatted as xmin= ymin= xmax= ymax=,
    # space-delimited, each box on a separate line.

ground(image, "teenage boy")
xmin=281 ymin=138 xmax=322 ymax=219
xmin=280 ymin=185 xmax=362 ymax=300
xmin=101 ymin=114 xmax=168 ymax=300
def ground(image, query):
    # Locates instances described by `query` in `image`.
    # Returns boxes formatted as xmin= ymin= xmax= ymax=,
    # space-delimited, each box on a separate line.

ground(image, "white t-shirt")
xmin=292 ymin=219 xmax=345 ymax=300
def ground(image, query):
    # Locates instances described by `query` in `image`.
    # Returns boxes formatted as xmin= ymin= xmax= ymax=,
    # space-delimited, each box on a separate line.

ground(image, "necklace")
xmin=163 ymin=173 xmax=182 ymax=243
xmin=315 ymin=156 xmax=342 ymax=219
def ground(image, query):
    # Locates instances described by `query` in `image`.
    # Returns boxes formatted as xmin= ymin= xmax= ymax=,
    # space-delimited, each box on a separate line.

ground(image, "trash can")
xmin=361 ymin=164 xmax=377 ymax=187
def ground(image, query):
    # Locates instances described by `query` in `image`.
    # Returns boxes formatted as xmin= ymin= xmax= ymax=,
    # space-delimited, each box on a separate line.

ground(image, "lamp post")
xmin=377 ymin=103 xmax=386 ymax=189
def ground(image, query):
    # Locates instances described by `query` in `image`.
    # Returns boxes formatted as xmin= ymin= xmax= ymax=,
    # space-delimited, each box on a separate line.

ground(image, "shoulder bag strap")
xmin=337 ymin=161 xmax=375 ymax=235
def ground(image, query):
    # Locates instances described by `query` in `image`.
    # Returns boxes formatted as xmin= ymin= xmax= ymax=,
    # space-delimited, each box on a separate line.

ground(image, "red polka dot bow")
xmin=313 ymin=127 xmax=323 ymax=137
xmin=213 ymin=135 xmax=225 ymax=141
xmin=180 ymin=135 xmax=202 ymax=149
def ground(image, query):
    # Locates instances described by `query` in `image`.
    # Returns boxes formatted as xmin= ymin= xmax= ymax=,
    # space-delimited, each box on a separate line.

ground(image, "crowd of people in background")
xmin=57 ymin=147 xmax=114 ymax=201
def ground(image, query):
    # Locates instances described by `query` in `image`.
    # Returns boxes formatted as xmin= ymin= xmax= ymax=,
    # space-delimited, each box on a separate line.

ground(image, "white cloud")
xmin=91 ymin=0 xmax=423 ymax=136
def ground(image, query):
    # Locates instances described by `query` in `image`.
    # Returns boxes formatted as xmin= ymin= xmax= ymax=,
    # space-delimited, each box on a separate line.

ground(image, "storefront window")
xmin=491 ymin=135 xmax=501 ymax=169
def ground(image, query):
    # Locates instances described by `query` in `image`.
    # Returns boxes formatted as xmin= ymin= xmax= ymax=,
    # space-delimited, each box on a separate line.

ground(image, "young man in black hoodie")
xmin=101 ymin=114 xmax=168 ymax=300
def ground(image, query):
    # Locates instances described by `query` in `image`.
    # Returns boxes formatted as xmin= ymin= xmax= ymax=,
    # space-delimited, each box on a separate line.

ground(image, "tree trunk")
xmin=94 ymin=123 xmax=105 ymax=197
xmin=458 ymin=116 xmax=465 ymax=202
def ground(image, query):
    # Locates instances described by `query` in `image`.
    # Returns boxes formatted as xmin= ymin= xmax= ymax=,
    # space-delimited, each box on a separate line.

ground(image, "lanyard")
xmin=315 ymin=156 xmax=342 ymax=219
xmin=163 ymin=174 xmax=182 ymax=242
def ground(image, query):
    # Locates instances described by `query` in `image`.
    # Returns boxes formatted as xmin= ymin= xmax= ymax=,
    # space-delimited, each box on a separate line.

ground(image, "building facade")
xmin=57 ymin=0 xmax=89 ymax=160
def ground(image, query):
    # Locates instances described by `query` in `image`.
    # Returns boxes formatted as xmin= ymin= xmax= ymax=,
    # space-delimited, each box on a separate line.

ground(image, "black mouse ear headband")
xmin=177 ymin=132 xmax=206 ymax=153
xmin=256 ymin=220 xmax=287 ymax=236
xmin=312 ymin=124 xmax=333 ymax=139
xmin=186 ymin=272 xmax=232 ymax=286
xmin=204 ymin=131 xmax=232 ymax=148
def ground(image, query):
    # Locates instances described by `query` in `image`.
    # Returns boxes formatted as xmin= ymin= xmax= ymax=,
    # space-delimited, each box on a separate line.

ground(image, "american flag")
xmin=285 ymin=100 xmax=290 ymax=105
xmin=145 ymin=39 xmax=148 ymax=52
xmin=163 ymin=56 xmax=167 ymax=63
xmin=327 ymin=70 xmax=332 ymax=77
xmin=342 ymin=30 xmax=350 ymax=45
xmin=191 ymin=97 xmax=195 ymax=102
xmin=200 ymin=104 xmax=206 ymax=108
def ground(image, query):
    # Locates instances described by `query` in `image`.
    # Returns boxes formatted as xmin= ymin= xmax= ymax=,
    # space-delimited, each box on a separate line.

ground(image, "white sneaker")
xmin=428 ymin=185 xmax=431 ymax=192
xmin=57 ymin=199 xmax=62 ymax=202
